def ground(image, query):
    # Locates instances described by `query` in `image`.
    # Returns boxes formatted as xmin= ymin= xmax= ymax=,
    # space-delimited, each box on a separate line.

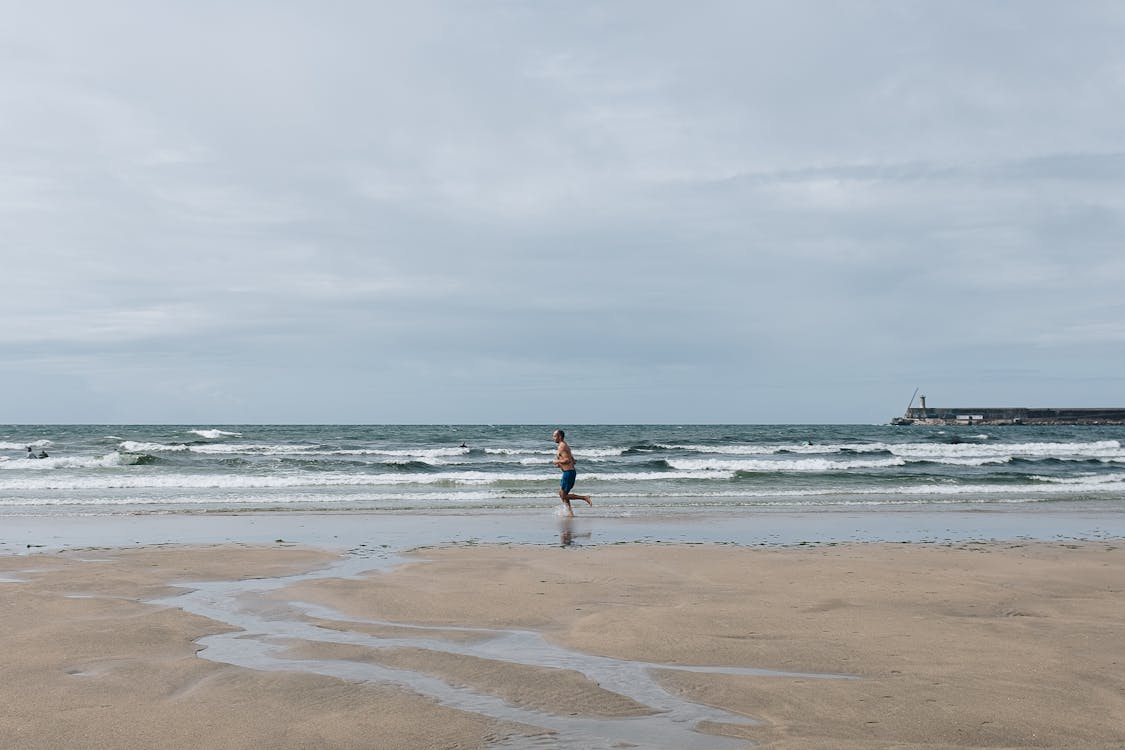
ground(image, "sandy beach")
xmin=1 ymin=540 xmax=1123 ymax=749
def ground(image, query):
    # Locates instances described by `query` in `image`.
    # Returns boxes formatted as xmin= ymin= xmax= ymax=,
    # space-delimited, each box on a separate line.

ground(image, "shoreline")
xmin=3 ymin=502 xmax=1125 ymax=555
xmin=2 ymin=538 xmax=1123 ymax=748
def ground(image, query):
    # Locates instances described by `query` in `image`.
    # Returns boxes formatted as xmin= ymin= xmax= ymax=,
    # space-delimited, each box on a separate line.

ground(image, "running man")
xmin=552 ymin=429 xmax=592 ymax=516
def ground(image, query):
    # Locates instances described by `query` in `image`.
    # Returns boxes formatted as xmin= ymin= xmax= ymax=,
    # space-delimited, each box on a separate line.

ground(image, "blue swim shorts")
xmin=560 ymin=469 xmax=577 ymax=493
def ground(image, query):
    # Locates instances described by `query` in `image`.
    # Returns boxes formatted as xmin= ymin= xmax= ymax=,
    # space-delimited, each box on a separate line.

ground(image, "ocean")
xmin=3 ymin=423 xmax=1124 ymax=516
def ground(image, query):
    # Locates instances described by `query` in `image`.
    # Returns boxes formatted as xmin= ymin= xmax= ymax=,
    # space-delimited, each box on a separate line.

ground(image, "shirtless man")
xmin=552 ymin=429 xmax=592 ymax=516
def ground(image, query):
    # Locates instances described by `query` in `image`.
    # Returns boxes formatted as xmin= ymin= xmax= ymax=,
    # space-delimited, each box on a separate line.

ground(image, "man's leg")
xmin=559 ymin=487 xmax=574 ymax=516
xmin=567 ymin=491 xmax=592 ymax=506
xmin=568 ymin=472 xmax=591 ymax=506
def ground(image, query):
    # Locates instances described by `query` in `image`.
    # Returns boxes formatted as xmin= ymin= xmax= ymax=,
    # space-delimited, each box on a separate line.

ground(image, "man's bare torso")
xmin=555 ymin=440 xmax=576 ymax=471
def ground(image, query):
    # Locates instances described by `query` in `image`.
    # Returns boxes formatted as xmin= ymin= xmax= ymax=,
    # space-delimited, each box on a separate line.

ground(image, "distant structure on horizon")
xmin=890 ymin=393 xmax=1125 ymax=426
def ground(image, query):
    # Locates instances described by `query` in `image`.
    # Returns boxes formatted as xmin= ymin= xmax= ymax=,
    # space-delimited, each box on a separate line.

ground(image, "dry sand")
xmin=1 ymin=540 xmax=1123 ymax=748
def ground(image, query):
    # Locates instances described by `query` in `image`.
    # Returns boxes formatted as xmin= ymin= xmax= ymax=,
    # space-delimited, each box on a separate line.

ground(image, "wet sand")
xmin=1 ymin=540 xmax=1124 ymax=748
xmin=4 ymin=503 xmax=1125 ymax=554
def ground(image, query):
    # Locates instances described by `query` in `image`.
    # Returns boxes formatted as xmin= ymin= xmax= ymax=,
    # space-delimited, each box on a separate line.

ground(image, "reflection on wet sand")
xmin=558 ymin=517 xmax=592 ymax=547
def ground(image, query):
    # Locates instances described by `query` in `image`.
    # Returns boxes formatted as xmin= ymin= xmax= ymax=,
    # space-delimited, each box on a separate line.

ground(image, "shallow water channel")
xmin=152 ymin=547 xmax=851 ymax=750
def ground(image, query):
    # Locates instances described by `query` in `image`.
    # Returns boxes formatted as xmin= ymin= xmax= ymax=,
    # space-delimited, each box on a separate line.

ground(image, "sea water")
xmin=1 ymin=423 xmax=1124 ymax=515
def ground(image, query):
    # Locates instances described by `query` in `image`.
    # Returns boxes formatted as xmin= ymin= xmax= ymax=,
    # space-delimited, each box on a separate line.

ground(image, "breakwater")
xmin=894 ymin=407 xmax=1125 ymax=426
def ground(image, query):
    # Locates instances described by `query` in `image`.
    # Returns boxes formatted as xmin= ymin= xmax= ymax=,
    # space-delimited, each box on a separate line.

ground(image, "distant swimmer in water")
xmin=552 ymin=429 xmax=591 ymax=517
xmin=25 ymin=446 xmax=36 ymax=459
xmin=38 ymin=450 xmax=48 ymax=458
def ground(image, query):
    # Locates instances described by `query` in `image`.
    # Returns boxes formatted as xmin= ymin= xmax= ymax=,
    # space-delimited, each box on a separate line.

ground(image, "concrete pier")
xmin=893 ymin=407 xmax=1125 ymax=426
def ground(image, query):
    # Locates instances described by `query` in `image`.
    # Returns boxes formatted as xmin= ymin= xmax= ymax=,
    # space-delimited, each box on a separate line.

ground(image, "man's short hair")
xmin=555 ymin=429 xmax=565 ymax=439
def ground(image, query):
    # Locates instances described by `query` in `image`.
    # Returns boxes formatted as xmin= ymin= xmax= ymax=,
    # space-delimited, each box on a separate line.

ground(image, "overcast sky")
xmin=3 ymin=1 xmax=1124 ymax=424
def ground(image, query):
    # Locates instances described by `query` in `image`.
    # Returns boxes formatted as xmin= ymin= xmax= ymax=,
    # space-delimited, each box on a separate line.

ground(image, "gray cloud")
xmin=2 ymin=1 xmax=1125 ymax=422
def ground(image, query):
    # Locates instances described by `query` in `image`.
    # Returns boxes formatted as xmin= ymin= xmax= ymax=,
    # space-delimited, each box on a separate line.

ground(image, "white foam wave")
xmin=484 ymin=446 xmax=627 ymax=458
xmin=190 ymin=429 xmax=243 ymax=439
xmin=667 ymin=457 xmax=908 ymax=473
xmin=662 ymin=441 xmax=908 ymax=456
xmin=583 ymin=470 xmax=733 ymax=481
xmin=660 ymin=443 xmax=780 ymax=455
xmin=573 ymin=447 xmax=628 ymax=458
xmin=105 ymin=439 xmax=1125 ymax=465
xmin=0 ymin=440 xmax=53 ymax=451
xmin=2 ymin=472 xmax=1123 ymax=506
xmin=0 ymin=469 xmax=527 ymax=491
xmin=352 ymin=447 xmax=470 ymax=459
xmin=185 ymin=444 xmax=471 ymax=459
xmin=0 ymin=491 xmax=512 ymax=507
xmin=926 ymin=456 xmax=1013 ymax=467
xmin=0 ymin=472 xmax=412 ymax=491
xmin=0 ymin=466 xmax=739 ymax=491
xmin=1030 ymin=472 xmax=1125 ymax=485
xmin=600 ymin=489 xmax=1084 ymax=504
xmin=887 ymin=440 xmax=1123 ymax=460
xmin=0 ymin=453 xmax=131 ymax=470
xmin=119 ymin=441 xmax=189 ymax=453
xmin=888 ymin=477 xmax=1125 ymax=495
xmin=661 ymin=439 xmax=1125 ymax=462
xmin=184 ymin=442 xmax=321 ymax=455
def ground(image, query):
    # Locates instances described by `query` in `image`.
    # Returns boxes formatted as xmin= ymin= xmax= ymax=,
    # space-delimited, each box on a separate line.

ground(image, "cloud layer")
xmin=3 ymin=1 xmax=1124 ymax=422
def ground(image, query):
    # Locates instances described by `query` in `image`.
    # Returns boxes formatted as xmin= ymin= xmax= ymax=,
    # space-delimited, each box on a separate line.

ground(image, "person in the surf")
xmin=552 ymin=429 xmax=592 ymax=517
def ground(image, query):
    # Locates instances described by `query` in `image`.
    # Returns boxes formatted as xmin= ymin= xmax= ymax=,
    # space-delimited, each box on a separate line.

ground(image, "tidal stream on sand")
xmin=151 ymin=548 xmax=850 ymax=750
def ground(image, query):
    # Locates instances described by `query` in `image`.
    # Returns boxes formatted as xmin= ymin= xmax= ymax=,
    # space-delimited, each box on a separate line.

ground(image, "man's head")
xmin=553 ymin=429 xmax=565 ymax=443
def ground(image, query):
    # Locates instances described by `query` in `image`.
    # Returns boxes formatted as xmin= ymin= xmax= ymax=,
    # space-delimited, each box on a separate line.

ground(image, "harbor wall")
xmin=900 ymin=407 xmax=1125 ymax=425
